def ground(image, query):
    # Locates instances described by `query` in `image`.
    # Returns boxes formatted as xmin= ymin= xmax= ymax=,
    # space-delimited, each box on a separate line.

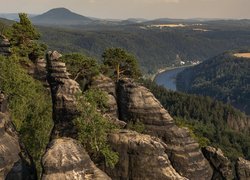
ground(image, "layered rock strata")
xmin=46 ymin=51 xmax=81 ymax=138
xmin=202 ymin=146 xmax=233 ymax=179
xmin=43 ymin=51 xmax=110 ymax=179
xmin=117 ymin=79 xmax=213 ymax=179
xmin=105 ymin=130 xmax=187 ymax=180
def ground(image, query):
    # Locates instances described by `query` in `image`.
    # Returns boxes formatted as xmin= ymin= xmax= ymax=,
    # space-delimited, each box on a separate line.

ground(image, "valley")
xmin=0 ymin=6 xmax=250 ymax=180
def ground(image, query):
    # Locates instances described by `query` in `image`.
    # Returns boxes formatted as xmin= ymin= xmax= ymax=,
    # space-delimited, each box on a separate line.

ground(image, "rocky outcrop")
xmin=0 ymin=92 xmax=35 ymax=179
xmin=202 ymin=146 xmax=233 ymax=180
xmin=236 ymin=157 xmax=250 ymax=180
xmin=91 ymin=74 xmax=126 ymax=128
xmin=43 ymin=51 xmax=110 ymax=179
xmin=46 ymin=51 xmax=81 ymax=138
xmin=105 ymin=130 xmax=187 ymax=180
xmin=0 ymin=35 xmax=10 ymax=56
xmin=117 ymin=79 xmax=213 ymax=179
xmin=42 ymin=138 xmax=110 ymax=180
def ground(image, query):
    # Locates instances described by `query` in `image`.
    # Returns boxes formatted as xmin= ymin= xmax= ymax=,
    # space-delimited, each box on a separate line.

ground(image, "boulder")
xmin=117 ymin=79 xmax=213 ymax=179
xmin=236 ymin=157 xmax=250 ymax=180
xmin=202 ymin=146 xmax=233 ymax=179
xmin=42 ymin=138 xmax=110 ymax=180
xmin=105 ymin=130 xmax=187 ymax=180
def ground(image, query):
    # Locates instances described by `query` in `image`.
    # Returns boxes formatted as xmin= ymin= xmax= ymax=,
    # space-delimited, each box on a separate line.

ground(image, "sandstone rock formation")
xmin=43 ymin=51 xmax=110 ymax=180
xmin=202 ymin=146 xmax=233 ymax=180
xmin=105 ymin=130 xmax=187 ymax=180
xmin=117 ymin=79 xmax=213 ymax=179
xmin=236 ymin=157 xmax=250 ymax=180
xmin=0 ymin=35 xmax=10 ymax=56
xmin=46 ymin=51 xmax=81 ymax=138
xmin=42 ymin=138 xmax=111 ymax=180
xmin=91 ymin=74 xmax=126 ymax=128
xmin=0 ymin=91 xmax=35 ymax=180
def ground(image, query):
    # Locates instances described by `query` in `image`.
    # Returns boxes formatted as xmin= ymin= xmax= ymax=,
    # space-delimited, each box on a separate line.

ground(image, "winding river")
xmin=154 ymin=67 xmax=187 ymax=91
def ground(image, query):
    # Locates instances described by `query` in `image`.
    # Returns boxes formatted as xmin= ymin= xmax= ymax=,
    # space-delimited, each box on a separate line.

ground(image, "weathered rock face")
xmin=43 ymin=51 xmax=110 ymax=179
xmin=236 ymin=157 xmax=250 ymax=180
xmin=91 ymin=75 xmax=126 ymax=128
xmin=0 ymin=35 xmax=11 ymax=56
xmin=0 ymin=92 xmax=35 ymax=179
xmin=202 ymin=146 xmax=233 ymax=180
xmin=42 ymin=138 xmax=111 ymax=180
xmin=117 ymin=79 xmax=213 ymax=179
xmin=46 ymin=51 xmax=81 ymax=138
xmin=105 ymin=130 xmax=187 ymax=180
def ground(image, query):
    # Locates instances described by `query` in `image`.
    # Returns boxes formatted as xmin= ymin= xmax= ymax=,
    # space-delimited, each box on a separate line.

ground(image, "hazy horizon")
xmin=0 ymin=0 xmax=250 ymax=20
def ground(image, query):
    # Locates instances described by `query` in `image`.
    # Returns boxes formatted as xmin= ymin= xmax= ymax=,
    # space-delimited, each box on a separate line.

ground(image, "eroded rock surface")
xmin=46 ymin=51 xmax=81 ymax=138
xmin=236 ymin=157 xmax=250 ymax=180
xmin=202 ymin=146 xmax=233 ymax=180
xmin=42 ymin=138 xmax=111 ymax=180
xmin=0 ymin=92 xmax=35 ymax=179
xmin=117 ymin=79 xmax=213 ymax=179
xmin=91 ymin=74 xmax=126 ymax=128
xmin=105 ymin=130 xmax=187 ymax=180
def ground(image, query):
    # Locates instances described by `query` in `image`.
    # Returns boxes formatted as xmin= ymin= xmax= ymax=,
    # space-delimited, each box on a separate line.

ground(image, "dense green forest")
xmin=38 ymin=23 xmax=250 ymax=73
xmin=176 ymin=51 xmax=250 ymax=115
xmin=142 ymin=79 xmax=250 ymax=161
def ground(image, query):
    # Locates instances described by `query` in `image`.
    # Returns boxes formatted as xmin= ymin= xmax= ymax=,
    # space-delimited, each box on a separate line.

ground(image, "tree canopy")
xmin=6 ymin=13 xmax=46 ymax=60
xmin=102 ymin=48 xmax=141 ymax=80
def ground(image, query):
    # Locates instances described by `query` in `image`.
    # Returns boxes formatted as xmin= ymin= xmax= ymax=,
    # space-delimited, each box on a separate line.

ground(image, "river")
xmin=154 ymin=67 xmax=187 ymax=91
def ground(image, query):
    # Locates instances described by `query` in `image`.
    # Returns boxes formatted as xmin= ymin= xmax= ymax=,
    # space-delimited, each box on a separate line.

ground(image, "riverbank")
xmin=151 ymin=64 xmax=195 ymax=81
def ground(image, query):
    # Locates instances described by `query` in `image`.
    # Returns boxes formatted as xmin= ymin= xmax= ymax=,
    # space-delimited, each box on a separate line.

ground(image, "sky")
xmin=0 ymin=0 xmax=249 ymax=19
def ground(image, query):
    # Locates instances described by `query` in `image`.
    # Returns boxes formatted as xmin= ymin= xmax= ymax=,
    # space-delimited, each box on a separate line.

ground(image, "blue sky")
xmin=0 ymin=0 xmax=249 ymax=19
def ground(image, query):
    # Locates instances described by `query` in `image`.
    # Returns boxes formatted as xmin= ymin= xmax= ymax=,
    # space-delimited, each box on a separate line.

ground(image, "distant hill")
xmin=0 ymin=17 xmax=14 ymax=25
xmin=176 ymin=51 xmax=250 ymax=114
xmin=31 ymin=8 xmax=95 ymax=26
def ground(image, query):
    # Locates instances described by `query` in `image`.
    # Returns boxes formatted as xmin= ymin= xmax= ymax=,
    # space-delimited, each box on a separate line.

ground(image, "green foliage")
xmin=142 ymin=79 xmax=250 ymax=160
xmin=127 ymin=121 xmax=145 ymax=133
xmin=102 ymin=48 xmax=141 ymax=80
xmin=61 ymin=53 xmax=100 ymax=89
xmin=6 ymin=13 xmax=46 ymax=60
xmin=0 ymin=55 xmax=53 ymax=175
xmin=177 ymin=52 xmax=250 ymax=114
xmin=74 ymin=89 xmax=118 ymax=168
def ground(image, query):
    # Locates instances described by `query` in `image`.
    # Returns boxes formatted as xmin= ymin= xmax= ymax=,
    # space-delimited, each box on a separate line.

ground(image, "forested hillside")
xmin=142 ymin=79 xmax=250 ymax=160
xmin=176 ymin=51 xmax=250 ymax=114
xmin=38 ymin=22 xmax=250 ymax=73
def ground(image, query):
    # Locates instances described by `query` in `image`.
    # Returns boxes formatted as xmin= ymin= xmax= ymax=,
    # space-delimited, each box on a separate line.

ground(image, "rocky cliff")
xmin=202 ymin=146 xmax=233 ymax=179
xmin=0 ymin=91 xmax=36 ymax=179
xmin=42 ymin=51 xmax=110 ymax=179
xmin=117 ymin=79 xmax=213 ymax=179
xmin=105 ymin=130 xmax=187 ymax=180
xmin=1 ymin=47 xmax=250 ymax=179
xmin=46 ymin=51 xmax=82 ymax=138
